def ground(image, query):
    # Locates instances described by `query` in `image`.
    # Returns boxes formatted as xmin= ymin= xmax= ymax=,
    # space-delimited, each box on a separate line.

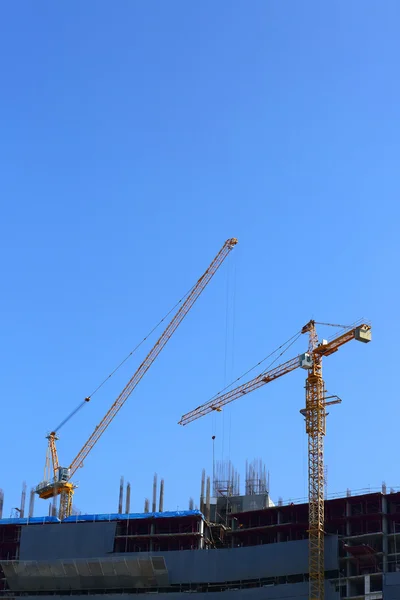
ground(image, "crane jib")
xmin=36 ymin=238 xmax=238 ymax=519
xmin=178 ymin=325 xmax=371 ymax=426
xmin=178 ymin=320 xmax=371 ymax=600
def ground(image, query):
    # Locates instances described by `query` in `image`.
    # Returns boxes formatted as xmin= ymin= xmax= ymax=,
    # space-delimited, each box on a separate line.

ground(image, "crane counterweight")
xmin=355 ymin=325 xmax=372 ymax=343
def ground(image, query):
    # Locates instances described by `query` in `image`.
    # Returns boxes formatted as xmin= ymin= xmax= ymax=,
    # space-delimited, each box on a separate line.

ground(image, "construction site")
xmin=0 ymin=239 xmax=393 ymax=600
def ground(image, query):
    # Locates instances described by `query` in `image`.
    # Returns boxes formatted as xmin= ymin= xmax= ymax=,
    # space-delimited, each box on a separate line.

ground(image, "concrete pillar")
xmin=345 ymin=500 xmax=351 ymax=598
xmin=152 ymin=474 xmax=157 ymax=513
xmin=28 ymin=489 xmax=35 ymax=518
xmin=198 ymin=518 xmax=204 ymax=549
xmin=159 ymin=479 xmax=164 ymax=513
xmin=205 ymin=477 xmax=211 ymax=521
xmin=200 ymin=470 xmax=205 ymax=515
xmin=118 ymin=476 xmax=124 ymax=514
xmin=125 ymin=482 xmax=131 ymax=514
xmin=346 ymin=500 xmax=351 ymax=535
xmin=382 ymin=495 xmax=388 ymax=573
xmin=276 ymin=510 xmax=282 ymax=543
xmin=150 ymin=523 xmax=154 ymax=551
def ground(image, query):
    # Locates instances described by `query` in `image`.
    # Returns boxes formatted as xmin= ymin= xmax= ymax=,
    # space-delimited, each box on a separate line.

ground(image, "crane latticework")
xmin=304 ymin=321 xmax=325 ymax=600
xmin=179 ymin=321 xmax=371 ymax=600
xmin=69 ymin=238 xmax=237 ymax=478
xmin=59 ymin=490 xmax=73 ymax=520
xmin=179 ymin=355 xmax=300 ymax=425
xmin=48 ymin=433 xmax=59 ymax=476
xmin=36 ymin=238 xmax=238 ymax=519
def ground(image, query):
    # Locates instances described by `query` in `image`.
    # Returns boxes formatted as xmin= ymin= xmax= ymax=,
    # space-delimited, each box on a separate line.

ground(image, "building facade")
xmin=1 ymin=490 xmax=400 ymax=599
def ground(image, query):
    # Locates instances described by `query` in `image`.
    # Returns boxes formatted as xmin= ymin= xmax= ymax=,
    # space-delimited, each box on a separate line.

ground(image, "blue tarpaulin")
xmin=63 ymin=509 xmax=203 ymax=523
xmin=0 ymin=510 xmax=203 ymax=525
xmin=0 ymin=516 xmax=60 ymax=525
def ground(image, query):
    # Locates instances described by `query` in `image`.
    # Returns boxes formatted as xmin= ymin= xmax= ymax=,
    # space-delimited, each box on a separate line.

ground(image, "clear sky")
xmin=0 ymin=1 xmax=398 ymax=518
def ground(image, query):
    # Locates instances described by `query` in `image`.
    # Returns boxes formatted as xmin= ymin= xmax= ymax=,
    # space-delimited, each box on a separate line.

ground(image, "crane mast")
xmin=303 ymin=320 xmax=325 ymax=600
xmin=179 ymin=321 xmax=371 ymax=600
xmin=36 ymin=238 xmax=238 ymax=519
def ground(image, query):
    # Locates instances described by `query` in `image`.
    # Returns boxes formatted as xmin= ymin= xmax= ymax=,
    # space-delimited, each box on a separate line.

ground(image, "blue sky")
xmin=0 ymin=1 xmax=398 ymax=517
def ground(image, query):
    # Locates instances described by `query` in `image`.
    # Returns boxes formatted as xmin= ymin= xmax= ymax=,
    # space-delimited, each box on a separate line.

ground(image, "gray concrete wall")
xmin=19 ymin=522 xmax=116 ymax=560
xmin=115 ymin=536 xmax=338 ymax=583
xmin=22 ymin=582 xmax=339 ymax=600
xmin=18 ymin=521 xmax=338 ymax=582
xmin=384 ymin=572 xmax=400 ymax=600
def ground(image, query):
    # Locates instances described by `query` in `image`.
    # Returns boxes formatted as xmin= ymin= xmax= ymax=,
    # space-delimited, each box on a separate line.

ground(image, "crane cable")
xmin=260 ymin=330 xmax=303 ymax=375
xmin=54 ymin=312 xmax=352 ymax=435
xmin=206 ymin=329 xmax=303 ymax=407
xmin=52 ymin=280 xmax=198 ymax=434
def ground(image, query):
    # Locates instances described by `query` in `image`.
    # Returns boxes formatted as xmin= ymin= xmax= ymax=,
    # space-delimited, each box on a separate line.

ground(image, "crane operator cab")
xmin=299 ymin=353 xmax=313 ymax=370
xmin=57 ymin=467 xmax=70 ymax=483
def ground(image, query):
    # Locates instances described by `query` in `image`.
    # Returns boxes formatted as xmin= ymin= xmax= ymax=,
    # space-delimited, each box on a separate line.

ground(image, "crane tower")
xmin=179 ymin=320 xmax=371 ymax=600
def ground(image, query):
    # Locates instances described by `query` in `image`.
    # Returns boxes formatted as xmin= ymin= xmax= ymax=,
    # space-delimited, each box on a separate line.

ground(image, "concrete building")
xmin=1 ymin=489 xmax=400 ymax=599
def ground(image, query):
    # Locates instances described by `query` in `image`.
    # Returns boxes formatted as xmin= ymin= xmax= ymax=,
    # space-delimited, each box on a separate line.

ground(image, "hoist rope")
xmin=207 ymin=329 xmax=303 ymax=406
xmin=52 ymin=280 xmax=197 ymax=434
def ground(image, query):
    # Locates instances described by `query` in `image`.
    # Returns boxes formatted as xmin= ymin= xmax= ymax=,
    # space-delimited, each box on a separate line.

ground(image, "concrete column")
xmin=198 ymin=518 xmax=204 ymax=549
xmin=345 ymin=501 xmax=351 ymax=598
xmin=346 ymin=500 xmax=351 ymax=536
xmin=382 ymin=495 xmax=388 ymax=573
xmin=150 ymin=523 xmax=154 ymax=551
xmin=277 ymin=510 xmax=282 ymax=543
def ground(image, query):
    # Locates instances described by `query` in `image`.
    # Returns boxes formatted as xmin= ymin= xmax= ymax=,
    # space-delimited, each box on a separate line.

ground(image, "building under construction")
xmin=1 ymin=464 xmax=400 ymax=600
xmin=0 ymin=241 xmax=379 ymax=599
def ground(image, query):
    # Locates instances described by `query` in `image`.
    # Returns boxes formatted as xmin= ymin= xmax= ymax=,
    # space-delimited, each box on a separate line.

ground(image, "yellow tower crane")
xmin=179 ymin=320 xmax=371 ymax=600
xmin=35 ymin=237 xmax=238 ymax=519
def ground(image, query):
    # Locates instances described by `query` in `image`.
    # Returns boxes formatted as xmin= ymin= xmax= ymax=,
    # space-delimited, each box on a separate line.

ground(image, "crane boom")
xmin=36 ymin=238 xmax=238 ymax=518
xmin=179 ymin=323 xmax=370 ymax=427
xmin=179 ymin=355 xmax=300 ymax=425
xmin=69 ymin=237 xmax=237 ymax=476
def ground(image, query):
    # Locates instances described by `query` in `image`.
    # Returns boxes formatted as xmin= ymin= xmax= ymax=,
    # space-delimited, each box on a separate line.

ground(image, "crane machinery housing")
xmin=35 ymin=237 xmax=238 ymax=520
xmin=179 ymin=320 xmax=371 ymax=600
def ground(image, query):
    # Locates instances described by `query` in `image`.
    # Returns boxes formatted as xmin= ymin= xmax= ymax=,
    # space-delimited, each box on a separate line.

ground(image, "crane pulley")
xmin=179 ymin=319 xmax=371 ymax=600
xmin=36 ymin=237 xmax=238 ymax=519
